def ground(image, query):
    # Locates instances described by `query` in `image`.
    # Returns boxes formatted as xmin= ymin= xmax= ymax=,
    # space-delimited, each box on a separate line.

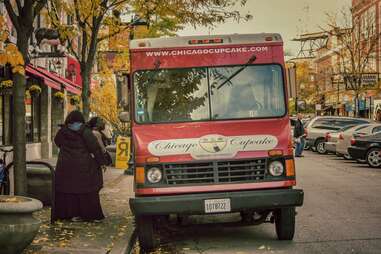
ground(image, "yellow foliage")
xmin=12 ymin=65 xmax=25 ymax=76
xmin=90 ymin=76 xmax=129 ymax=134
xmin=0 ymin=15 xmax=25 ymax=76
xmin=90 ymin=73 xmax=127 ymax=133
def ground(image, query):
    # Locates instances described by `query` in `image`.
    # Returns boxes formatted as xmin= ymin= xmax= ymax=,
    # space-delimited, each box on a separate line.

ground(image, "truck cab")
xmin=127 ymin=33 xmax=304 ymax=251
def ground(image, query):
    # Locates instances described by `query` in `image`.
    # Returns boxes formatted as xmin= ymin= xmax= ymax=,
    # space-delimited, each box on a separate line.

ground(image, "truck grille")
xmin=163 ymin=159 xmax=266 ymax=185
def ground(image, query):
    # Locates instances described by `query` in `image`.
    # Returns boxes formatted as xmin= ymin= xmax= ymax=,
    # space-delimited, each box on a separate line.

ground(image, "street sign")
xmin=115 ymin=136 xmax=131 ymax=169
xmin=315 ymin=104 xmax=322 ymax=111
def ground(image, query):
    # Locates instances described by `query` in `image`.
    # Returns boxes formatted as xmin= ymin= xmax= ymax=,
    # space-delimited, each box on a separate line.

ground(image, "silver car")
xmin=305 ymin=116 xmax=371 ymax=154
xmin=324 ymin=125 xmax=363 ymax=154
xmin=336 ymin=123 xmax=381 ymax=159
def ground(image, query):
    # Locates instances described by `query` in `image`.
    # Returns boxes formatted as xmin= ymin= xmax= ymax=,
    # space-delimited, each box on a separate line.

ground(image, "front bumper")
xmin=129 ymin=188 xmax=304 ymax=216
xmin=348 ymin=146 xmax=367 ymax=160
xmin=324 ymin=142 xmax=337 ymax=153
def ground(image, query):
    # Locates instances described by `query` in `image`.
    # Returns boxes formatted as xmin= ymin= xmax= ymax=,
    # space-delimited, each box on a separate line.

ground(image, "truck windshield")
xmin=134 ymin=64 xmax=285 ymax=123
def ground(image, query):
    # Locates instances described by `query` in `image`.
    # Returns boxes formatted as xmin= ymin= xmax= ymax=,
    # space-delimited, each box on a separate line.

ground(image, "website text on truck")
xmin=124 ymin=33 xmax=304 ymax=251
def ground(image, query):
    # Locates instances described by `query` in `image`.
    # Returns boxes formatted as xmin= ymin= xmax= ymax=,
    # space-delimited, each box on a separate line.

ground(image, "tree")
xmin=323 ymin=7 xmax=381 ymax=116
xmin=3 ymin=0 xmax=46 ymax=195
xmin=90 ymin=77 xmax=129 ymax=135
xmin=296 ymin=61 xmax=319 ymax=106
xmin=48 ymin=0 xmax=251 ymax=120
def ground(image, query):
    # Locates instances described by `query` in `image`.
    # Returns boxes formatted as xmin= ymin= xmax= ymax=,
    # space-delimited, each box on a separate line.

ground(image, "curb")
xmin=109 ymin=221 xmax=137 ymax=254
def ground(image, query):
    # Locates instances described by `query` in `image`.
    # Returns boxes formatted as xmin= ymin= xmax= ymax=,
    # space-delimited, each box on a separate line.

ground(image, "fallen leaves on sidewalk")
xmin=23 ymin=175 xmax=135 ymax=254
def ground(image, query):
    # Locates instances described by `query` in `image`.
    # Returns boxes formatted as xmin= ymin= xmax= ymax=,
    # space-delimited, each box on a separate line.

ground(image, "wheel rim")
xmin=317 ymin=142 xmax=325 ymax=153
xmin=368 ymin=150 xmax=381 ymax=167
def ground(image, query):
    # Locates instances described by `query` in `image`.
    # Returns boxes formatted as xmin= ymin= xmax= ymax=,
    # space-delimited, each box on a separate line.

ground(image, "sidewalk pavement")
xmin=23 ymin=167 xmax=135 ymax=254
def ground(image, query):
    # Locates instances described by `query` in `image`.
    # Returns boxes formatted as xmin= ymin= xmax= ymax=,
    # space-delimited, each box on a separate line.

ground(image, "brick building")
xmin=289 ymin=0 xmax=381 ymax=117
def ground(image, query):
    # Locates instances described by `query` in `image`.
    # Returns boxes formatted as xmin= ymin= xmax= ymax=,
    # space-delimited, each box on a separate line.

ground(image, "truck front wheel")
xmin=275 ymin=207 xmax=295 ymax=240
xmin=136 ymin=215 xmax=156 ymax=251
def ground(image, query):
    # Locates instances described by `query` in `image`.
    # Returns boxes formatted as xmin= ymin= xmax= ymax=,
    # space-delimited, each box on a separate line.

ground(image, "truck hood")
xmin=132 ymin=118 xmax=291 ymax=164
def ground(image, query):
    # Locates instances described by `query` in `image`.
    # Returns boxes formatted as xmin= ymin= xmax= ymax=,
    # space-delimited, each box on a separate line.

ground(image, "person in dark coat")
xmin=293 ymin=113 xmax=306 ymax=157
xmin=53 ymin=110 xmax=108 ymax=222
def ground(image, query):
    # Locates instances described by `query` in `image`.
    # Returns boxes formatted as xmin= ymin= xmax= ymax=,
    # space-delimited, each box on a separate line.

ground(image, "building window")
xmin=32 ymin=95 xmax=41 ymax=143
xmin=25 ymin=93 xmax=41 ymax=143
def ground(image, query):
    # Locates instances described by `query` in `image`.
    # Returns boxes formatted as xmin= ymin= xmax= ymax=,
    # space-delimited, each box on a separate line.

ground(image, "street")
xmin=146 ymin=151 xmax=381 ymax=254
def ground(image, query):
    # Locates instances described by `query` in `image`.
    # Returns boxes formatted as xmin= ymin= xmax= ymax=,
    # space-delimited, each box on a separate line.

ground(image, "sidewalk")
xmin=23 ymin=168 xmax=135 ymax=254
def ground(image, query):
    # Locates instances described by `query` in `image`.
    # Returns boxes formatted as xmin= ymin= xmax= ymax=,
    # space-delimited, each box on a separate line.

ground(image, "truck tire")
xmin=315 ymin=139 xmax=327 ymax=154
xmin=275 ymin=207 xmax=295 ymax=240
xmin=136 ymin=215 xmax=156 ymax=251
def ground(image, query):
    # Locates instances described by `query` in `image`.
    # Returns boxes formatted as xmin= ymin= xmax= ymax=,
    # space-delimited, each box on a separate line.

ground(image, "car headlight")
xmin=146 ymin=167 xmax=162 ymax=183
xmin=268 ymin=161 xmax=284 ymax=176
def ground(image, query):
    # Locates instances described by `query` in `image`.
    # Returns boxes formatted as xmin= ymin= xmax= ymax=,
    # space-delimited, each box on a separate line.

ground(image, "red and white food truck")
xmin=127 ymin=33 xmax=304 ymax=250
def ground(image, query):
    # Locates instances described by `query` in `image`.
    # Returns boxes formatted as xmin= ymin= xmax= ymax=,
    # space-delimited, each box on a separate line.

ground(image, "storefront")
xmin=0 ymin=63 xmax=82 ymax=159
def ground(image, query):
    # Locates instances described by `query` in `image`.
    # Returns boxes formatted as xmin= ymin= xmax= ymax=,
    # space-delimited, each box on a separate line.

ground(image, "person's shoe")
xmin=295 ymin=155 xmax=304 ymax=157
xmin=71 ymin=217 xmax=83 ymax=222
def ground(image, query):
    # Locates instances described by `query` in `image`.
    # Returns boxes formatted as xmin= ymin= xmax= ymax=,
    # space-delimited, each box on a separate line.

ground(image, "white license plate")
xmin=204 ymin=198 xmax=231 ymax=213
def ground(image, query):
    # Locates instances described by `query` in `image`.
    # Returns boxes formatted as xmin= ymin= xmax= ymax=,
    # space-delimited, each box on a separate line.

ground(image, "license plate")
xmin=204 ymin=198 xmax=231 ymax=213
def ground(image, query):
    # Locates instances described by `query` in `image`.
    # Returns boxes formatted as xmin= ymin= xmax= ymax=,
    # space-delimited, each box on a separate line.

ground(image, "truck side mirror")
xmin=119 ymin=111 xmax=130 ymax=122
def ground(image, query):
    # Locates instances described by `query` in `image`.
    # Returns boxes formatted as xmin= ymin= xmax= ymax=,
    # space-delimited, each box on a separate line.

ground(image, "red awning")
xmin=32 ymin=66 xmax=82 ymax=95
xmin=26 ymin=65 xmax=61 ymax=90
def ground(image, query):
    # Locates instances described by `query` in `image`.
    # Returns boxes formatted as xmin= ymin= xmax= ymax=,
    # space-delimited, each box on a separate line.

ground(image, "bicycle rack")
xmin=5 ymin=161 xmax=56 ymax=224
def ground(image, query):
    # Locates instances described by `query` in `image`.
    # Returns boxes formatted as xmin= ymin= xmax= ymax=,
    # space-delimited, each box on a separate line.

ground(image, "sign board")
xmin=115 ymin=136 xmax=131 ymax=169
xmin=315 ymin=104 xmax=322 ymax=111
xmin=362 ymin=74 xmax=379 ymax=86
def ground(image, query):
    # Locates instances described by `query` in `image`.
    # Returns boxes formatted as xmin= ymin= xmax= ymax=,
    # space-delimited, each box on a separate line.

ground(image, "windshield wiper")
xmin=216 ymin=54 xmax=257 ymax=90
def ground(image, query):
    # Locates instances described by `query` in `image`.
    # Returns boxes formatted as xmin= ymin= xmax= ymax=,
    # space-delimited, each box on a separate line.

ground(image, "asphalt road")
xmin=152 ymin=151 xmax=381 ymax=254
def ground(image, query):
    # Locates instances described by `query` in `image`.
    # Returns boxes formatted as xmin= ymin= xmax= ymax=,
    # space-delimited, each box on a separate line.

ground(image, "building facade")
xmin=0 ymin=4 xmax=82 ymax=160
xmin=289 ymin=0 xmax=381 ymax=117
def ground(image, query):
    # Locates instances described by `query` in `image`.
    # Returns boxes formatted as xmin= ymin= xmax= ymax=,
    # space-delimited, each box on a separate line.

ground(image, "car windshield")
xmin=134 ymin=64 xmax=286 ymax=123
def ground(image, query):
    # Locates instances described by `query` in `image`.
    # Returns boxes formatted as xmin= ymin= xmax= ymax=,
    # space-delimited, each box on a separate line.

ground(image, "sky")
xmin=178 ymin=0 xmax=351 ymax=57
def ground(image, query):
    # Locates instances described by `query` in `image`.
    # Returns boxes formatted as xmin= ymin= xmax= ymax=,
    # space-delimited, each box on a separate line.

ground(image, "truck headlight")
xmin=146 ymin=167 xmax=162 ymax=183
xmin=268 ymin=161 xmax=284 ymax=176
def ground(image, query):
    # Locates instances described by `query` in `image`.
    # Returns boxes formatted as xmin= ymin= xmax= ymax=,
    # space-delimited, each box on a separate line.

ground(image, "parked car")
xmin=336 ymin=123 xmax=381 ymax=159
xmin=348 ymin=132 xmax=381 ymax=167
xmin=305 ymin=116 xmax=371 ymax=154
xmin=324 ymin=125 xmax=357 ymax=154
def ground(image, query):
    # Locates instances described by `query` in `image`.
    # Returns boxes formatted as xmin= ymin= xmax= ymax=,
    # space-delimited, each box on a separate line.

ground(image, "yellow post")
xmin=115 ymin=136 xmax=131 ymax=169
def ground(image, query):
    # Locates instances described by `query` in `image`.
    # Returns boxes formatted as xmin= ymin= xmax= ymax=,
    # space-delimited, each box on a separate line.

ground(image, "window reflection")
xmin=134 ymin=64 xmax=285 ymax=124
xmin=135 ymin=68 xmax=209 ymax=123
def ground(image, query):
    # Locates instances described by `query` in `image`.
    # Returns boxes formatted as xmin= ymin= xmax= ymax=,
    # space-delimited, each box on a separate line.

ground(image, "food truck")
xmin=127 ymin=33 xmax=304 ymax=250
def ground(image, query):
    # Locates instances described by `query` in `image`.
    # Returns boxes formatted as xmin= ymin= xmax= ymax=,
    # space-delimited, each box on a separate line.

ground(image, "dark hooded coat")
xmin=54 ymin=125 xmax=107 ymax=194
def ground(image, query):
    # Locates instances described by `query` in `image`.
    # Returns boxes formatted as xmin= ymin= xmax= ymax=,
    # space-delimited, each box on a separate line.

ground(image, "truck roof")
xmin=130 ymin=33 xmax=283 ymax=50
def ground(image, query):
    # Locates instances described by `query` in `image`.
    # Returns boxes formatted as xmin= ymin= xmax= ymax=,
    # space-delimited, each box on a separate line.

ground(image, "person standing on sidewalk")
xmin=87 ymin=117 xmax=112 ymax=166
xmin=294 ymin=113 xmax=306 ymax=157
xmin=53 ymin=110 xmax=108 ymax=222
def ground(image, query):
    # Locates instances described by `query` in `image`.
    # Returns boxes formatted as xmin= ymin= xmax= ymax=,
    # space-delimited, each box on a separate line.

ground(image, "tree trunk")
xmin=13 ymin=33 xmax=29 ymax=195
xmin=355 ymin=92 xmax=359 ymax=118
xmin=81 ymin=66 xmax=91 ymax=120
